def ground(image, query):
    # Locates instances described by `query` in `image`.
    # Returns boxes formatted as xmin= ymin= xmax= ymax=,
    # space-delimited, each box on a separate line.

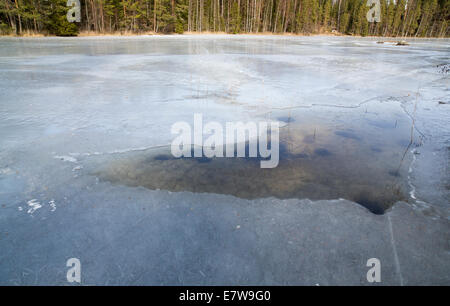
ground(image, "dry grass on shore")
xmin=1 ymin=30 xmax=448 ymax=39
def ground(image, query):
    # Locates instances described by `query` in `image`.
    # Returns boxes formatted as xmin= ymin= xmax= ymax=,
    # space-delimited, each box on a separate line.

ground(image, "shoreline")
xmin=1 ymin=31 xmax=449 ymax=40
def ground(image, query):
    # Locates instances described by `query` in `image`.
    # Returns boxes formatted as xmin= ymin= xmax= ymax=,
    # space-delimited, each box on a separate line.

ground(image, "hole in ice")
xmin=87 ymin=101 xmax=416 ymax=215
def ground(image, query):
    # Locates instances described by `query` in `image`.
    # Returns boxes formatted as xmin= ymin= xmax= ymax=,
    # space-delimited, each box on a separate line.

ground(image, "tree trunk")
xmin=14 ymin=0 xmax=21 ymax=34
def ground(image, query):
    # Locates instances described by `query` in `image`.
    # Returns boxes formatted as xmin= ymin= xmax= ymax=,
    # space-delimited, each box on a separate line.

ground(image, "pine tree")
xmin=321 ymin=0 xmax=332 ymax=32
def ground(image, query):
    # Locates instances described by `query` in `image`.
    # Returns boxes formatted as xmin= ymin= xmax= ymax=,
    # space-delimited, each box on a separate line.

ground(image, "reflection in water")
xmin=88 ymin=100 xmax=418 ymax=215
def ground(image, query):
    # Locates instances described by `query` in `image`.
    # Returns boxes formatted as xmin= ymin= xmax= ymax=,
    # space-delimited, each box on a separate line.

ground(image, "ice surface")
xmin=0 ymin=35 xmax=449 ymax=285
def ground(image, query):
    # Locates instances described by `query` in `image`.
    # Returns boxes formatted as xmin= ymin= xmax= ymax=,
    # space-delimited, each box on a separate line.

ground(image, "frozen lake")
xmin=0 ymin=35 xmax=449 ymax=285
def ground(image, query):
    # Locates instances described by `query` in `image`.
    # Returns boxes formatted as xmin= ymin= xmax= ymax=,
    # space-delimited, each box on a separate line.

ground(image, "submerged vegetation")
xmin=0 ymin=0 xmax=448 ymax=37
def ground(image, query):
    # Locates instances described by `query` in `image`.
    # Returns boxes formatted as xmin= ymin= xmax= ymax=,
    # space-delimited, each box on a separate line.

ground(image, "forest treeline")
xmin=0 ymin=0 xmax=448 ymax=37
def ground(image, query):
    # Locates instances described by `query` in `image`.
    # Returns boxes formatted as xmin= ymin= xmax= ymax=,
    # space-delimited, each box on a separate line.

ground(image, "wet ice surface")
xmin=0 ymin=35 xmax=449 ymax=284
xmin=90 ymin=100 xmax=415 ymax=214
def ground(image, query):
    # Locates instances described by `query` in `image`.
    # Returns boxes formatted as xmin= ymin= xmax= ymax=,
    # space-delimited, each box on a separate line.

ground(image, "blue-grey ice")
xmin=0 ymin=35 xmax=449 ymax=285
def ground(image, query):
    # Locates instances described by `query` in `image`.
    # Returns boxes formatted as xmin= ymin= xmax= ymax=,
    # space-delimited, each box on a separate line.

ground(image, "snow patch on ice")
xmin=68 ymin=144 xmax=170 ymax=157
xmin=0 ymin=167 xmax=13 ymax=175
xmin=72 ymin=166 xmax=83 ymax=171
xmin=49 ymin=200 xmax=56 ymax=212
